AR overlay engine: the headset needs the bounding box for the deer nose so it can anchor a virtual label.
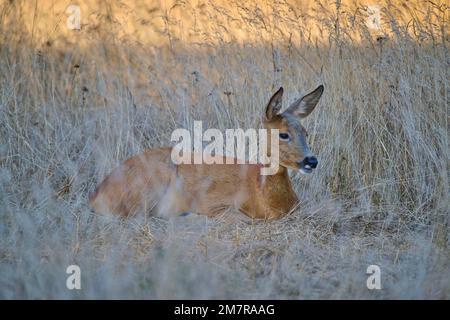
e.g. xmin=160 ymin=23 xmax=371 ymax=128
xmin=304 ymin=156 xmax=318 ymax=168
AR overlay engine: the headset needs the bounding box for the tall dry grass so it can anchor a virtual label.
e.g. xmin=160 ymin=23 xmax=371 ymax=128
xmin=0 ymin=0 xmax=449 ymax=298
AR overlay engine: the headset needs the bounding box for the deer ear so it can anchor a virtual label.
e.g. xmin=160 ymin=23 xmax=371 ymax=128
xmin=286 ymin=85 xmax=324 ymax=118
xmin=265 ymin=87 xmax=283 ymax=121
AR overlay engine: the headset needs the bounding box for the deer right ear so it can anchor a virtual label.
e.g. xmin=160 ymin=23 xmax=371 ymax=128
xmin=286 ymin=85 xmax=324 ymax=118
xmin=265 ymin=87 xmax=283 ymax=121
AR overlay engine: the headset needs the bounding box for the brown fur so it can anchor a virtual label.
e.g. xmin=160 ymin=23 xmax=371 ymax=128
xmin=89 ymin=148 xmax=298 ymax=219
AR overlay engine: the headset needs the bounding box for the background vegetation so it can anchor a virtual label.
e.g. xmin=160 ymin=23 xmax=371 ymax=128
xmin=0 ymin=0 xmax=448 ymax=298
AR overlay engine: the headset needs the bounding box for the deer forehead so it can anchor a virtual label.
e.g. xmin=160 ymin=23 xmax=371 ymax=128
xmin=282 ymin=113 xmax=307 ymax=135
xmin=265 ymin=114 xmax=306 ymax=135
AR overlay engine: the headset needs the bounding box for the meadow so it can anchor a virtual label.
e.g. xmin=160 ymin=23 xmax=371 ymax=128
xmin=0 ymin=0 xmax=448 ymax=298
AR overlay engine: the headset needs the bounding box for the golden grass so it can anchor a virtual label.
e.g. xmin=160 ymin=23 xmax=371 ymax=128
xmin=0 ymin=0 xmax=448 ymax=298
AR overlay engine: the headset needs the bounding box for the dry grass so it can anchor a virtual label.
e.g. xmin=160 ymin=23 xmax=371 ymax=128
xmin=0 ymin=0 xmax=449 ymax=299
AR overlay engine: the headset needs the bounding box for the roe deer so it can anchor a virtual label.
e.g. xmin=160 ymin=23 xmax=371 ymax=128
xmin=89 ymin=85 xmax=324 ymax=220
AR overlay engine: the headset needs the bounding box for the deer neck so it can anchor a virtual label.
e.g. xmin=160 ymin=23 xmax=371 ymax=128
xmin=257 ymin=165 xmax=298 ymax=213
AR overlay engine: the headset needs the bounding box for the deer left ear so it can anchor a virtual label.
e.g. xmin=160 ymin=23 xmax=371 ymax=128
xmin=286 ymin=85 xmax=324 ymax=118
xmin=265 ymin=87 xmax=284 ymax=121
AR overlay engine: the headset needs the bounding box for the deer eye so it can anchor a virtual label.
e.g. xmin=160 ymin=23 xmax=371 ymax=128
xmin=279 ymin=133 xmax=290 ymax=141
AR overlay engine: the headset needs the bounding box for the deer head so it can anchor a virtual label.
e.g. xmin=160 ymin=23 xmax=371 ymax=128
xmin=263 ymin=85 xmax=324 ymax=174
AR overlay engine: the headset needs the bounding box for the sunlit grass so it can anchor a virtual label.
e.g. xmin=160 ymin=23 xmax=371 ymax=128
xmin=0 ymin=0 xmax=448 ymax=299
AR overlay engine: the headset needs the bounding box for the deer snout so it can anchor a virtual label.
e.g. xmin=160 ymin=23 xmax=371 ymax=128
xmin=298 ymin=156 xmax=318 ymax=174
xmin=304 ymin=156 xmax=318 ymax=168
